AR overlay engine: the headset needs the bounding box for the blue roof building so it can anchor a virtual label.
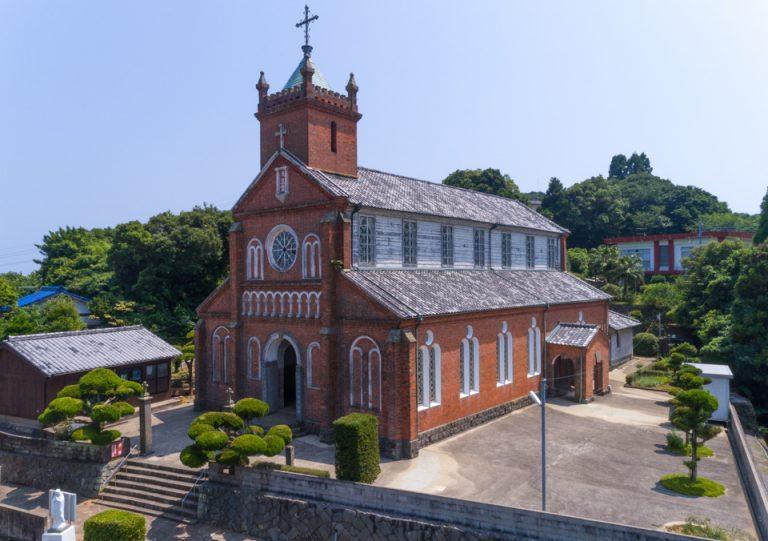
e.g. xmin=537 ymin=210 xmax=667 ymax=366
xmin=2 ymin=286 xmax=97 ymax=327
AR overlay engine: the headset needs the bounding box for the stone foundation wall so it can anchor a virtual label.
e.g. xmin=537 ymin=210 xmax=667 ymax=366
xmin=0 ymin=503 xmax=46 ymax=541
xmin=0 ymin=430 xmax=129 ymax=498
xmin=415 ymin=394 xmax=532 ymax=451
xmin=199 ymin=465 xmax=697 ymax=541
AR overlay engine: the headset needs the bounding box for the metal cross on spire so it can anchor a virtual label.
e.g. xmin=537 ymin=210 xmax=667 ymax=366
xmin=295 ymin=4 xmax=319 ymax=49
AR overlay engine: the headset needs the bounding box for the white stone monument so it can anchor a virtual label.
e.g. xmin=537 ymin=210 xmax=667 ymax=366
xmin=42 ymin=488 xmax=77 ymax=541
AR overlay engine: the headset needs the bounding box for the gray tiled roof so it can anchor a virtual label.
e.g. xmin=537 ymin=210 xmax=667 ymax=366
xmin=343 ymin=269 xmax=609 ymax=318
xmin=2 ymin=326 xmax=180 ymax=377
xmin=608 ymin=310 xmax=641 ymax=331
xmin=312 ymin=166 xmax=568 ymax=233
xmin=546 ymin=323 xmax=599 ymax=348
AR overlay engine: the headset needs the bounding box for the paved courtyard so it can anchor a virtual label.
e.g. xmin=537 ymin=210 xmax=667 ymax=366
xmin=376 ymin=363 xmax=757 ymax=536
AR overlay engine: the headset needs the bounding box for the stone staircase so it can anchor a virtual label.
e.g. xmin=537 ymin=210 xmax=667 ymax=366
xmin=98 ymin=459 xmax=207 ymax=523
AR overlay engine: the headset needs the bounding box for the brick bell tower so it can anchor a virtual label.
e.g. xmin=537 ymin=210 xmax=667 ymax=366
xmin=255 ymin=6 xmax=361 ymax=177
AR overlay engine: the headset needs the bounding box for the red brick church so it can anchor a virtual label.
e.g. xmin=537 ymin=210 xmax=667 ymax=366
xmin=195 ymin=13 xmax=611 ymax=458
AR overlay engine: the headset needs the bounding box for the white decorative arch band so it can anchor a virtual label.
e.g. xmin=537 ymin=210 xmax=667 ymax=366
xmin=246 ymin=238 xmax=264 ymax=280
xmin=241 ymin=290 xmax=321 ymax=319
xmin=302 ymin=233 xmax=322 ymax=279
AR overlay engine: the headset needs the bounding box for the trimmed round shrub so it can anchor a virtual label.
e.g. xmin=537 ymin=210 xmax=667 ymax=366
xmin=115 ymin=381 xmax=143 ymax=398
xmin=83 ymin=509 xmax=145 ymax=541
xmin=195 ymin=429 xmax=229 ymax=451
xmin=194 ymin=411 xmax=244 ymax=431
xmin=230 ymin=434 xmax=266 ymax=456
xmin=262 ymin=434 xmax=286 ymax=457
xmin=246 ymin=425 xmax=265 ymax=436
xmin=56 ymin=384 xmax=82 ymax=399
xmin=666 ymin=431 xmax=685 ymax=451
xmin=671 ymin=342 xmax=698 ymax=358
xmin=601 ymin=283 xmax=622 ymax=298
xmin=112 ymin=401 xmax=135 ymax=417
xmin=267 ymin=424 xmax=293 ymax=445
xmin=651 ymin=358 xmax=670 ymax=371
xmin=333 ymin=413 xmax=381 ymax=484
xmin=37 ymin=397 xmax=84 ymax=426
xmin=79 ymin=368 xmax=124 ymax=397
xmin=180 ymin=445 xmax=211 ymax=468
xmin=634 ymin=332 xmax=659 ymax=356
xmin=91 ymin=429 xmax=121 ymax=445
xmin=71 ymin=425 xmax=100 ymax=442
xmin=629 ymin=309 xmax=643 ymax=320
xmin=217 ymin=448 xmax=247 ymax=467
xmin=91 ymin=404 xmax=121 ymax=424
xmin=188 ymin=422 xmax=216 ymax=439
xmin=659 ymin=473 xmax=724 ymax=497
xmin=233 ymin=398 xmax=269 ymax=421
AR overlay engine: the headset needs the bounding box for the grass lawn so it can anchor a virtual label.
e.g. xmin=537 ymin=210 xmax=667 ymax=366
xmin=660 ymin=474 xmax=725 ymax=498
xmin=631 ymin=374 xmax=671 ymax=388
xmin=670 ymin=445 xmax=714 ymax=458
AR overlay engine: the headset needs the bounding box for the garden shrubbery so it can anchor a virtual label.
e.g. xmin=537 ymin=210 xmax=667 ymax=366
xmin=37 ymin=368 xmax=141 ymax=444
xmin=180 ymin=398 xmax=292 ymax=471
xmin=83 ymin=509 xmax=145 ymax=541
xmin=633 ymin=332 xmax=659 ymax=356
xmin=333 ymin=413 xmax=380 ymax=483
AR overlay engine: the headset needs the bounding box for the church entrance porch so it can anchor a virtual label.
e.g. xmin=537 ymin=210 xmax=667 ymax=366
xmin=551 ymin=355 xmax=576 ymax=400
xmin=263 ymin=334 xmax=303 ymax=423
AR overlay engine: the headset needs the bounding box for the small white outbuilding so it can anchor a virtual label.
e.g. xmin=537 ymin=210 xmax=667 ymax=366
xmin=690 ymin=363 xmax=733 ymax=422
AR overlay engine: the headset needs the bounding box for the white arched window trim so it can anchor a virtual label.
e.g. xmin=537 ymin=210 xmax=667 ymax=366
xmin=302 ymin=233 xmax=322 ymax=279
xmin=470 ymin=337 xmax=480 ymax=393
xmin=246 ymin=238 xmax=264 ymax=280
xmin=527 ymin=318 xmax=542 ymax=377
xmin=460 ymin=326 xmax=479 ymax=398
xmin=306 ymin=342 xmax=320 ymax=389
xmin=497 ymin=322 xmax=513 ymax=386
xmin=212 ymin=326 xmax=230 ymax=384
xmin=247 ymin=337 xmax=261 ymax=380
xmin=349 ymin=336 xmax=381 ymax=410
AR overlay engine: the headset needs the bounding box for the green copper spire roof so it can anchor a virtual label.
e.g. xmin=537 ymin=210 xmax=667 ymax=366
xmin=283 ymin=52 xmax=332 ymax=91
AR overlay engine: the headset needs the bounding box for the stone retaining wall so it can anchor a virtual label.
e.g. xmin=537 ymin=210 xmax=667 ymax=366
xmin=0 ymin=430 xmax=129 ymax=498
xmin=728 ymin=404 xmax=768 ymax=541
xmin=200 ymin=464 xmax=698 ymax=541
xmin=0 ymin=503 xmax=46 ymax=541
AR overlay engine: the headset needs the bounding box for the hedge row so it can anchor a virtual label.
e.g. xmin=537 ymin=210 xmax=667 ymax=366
xmin=83 ymin=509 xmax=145 ymax=541
xmin=333 ymin=413 xmax=380 ymax=483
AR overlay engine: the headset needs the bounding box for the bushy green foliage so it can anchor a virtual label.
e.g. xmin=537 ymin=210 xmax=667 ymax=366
xmin=0 ymin=276 xmax=19 ymax=308
xmin=754 ymin=187 xmax=768 ymax=244
xmin=666 ymin=431 xmax=685 ymax=451
xmin=671 ymin=389 xmax=719 ymax=481
xmin=79 ymin=368 xmax=125 ymax=398
xmin=56 ymin=384 xmax=82 ymax=399
xmin=180 ymin=399 xmax=289 ymax=470
xmin=333 ymin=413 xmax=381 ymax=484
xmin=83 ymin=509 xmax=146 ymax=541
xmin=91 ymin=404 xmax=121 ymax=424
xmin=267 ymin=424 xmax=293 ymax=445
xmin=442 ymin=168 xmax=527 ymax=203
xmin=633 ymin=332 xmax=659 ymax=356
xmin=671 ymin=342 xmax=698 ymax=359
xmin=601 ymin=283 xmax=621 ymax=298
xmin=38 ymin=397 xmax=84 ymax=426
xmin=91 ymin=429 xmax=121 ymax=445
xmin=194 ymin=430 xmax=229 ymax=451
xmin=232 ymin=398 xmax=269 ymax=422
xmin=71 ymin=425 xmax=99 ymax=442
xmin=567 ymin=247 xmax=589 ymax=275
xmin=112 ymin=401 xmax=135 ymax=417
xmin=668 ymin=353 xmax=686 ymax=372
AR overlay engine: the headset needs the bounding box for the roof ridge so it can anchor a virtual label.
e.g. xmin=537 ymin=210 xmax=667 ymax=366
xmin=6 ymin=325 xmax=145 ymax=342
xmin=356 ymin=166 xmax=567 ymax=233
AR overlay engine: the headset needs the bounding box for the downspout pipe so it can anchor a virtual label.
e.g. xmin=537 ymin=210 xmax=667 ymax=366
xmin=542 ymin=302 xmax=550 ymax=378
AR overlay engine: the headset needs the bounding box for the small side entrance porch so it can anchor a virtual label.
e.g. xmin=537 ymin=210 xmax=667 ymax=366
xmin=545 ymin=322 xmax=608 ymax=402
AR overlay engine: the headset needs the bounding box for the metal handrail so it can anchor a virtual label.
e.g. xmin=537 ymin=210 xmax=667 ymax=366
xmin=101 ymin=444 xmax=139 ymax=489
xmin=181 ymin=469 xmax=208 ymax=509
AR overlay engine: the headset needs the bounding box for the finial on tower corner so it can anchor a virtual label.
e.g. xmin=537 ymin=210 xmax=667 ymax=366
xmin=346 ymin=72 xmax=358 ymax=109
xmin=256 ymin=70 xmax=269 ymax=100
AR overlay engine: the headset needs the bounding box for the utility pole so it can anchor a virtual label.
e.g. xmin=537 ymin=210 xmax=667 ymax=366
xmin=529 ymin=377 xmax=547 ymax=512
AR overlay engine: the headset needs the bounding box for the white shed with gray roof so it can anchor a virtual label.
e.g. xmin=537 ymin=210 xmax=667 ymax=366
xmin=608 ymin=310 xmax=641 ymax=365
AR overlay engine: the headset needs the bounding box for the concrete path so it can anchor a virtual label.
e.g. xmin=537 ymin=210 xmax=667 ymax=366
xmin=376 ymin=361 xmax=757 ymax=537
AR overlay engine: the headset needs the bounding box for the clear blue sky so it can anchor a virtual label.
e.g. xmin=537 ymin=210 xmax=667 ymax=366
xmin=2 ymin=1 xmax=766 ymax=274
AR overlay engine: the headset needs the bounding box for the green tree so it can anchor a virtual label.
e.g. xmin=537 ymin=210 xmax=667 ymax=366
xmin=567 ymin=247 xmax=589 ymax=276
xmin=37 ymin=368 xmax=141 ymax=443
xmin=541 ymin=177 xmax=568 ymax=220
xmin=754 ymin=187 xmax=768 ymax=244
xmin=626 ymin=152 xmax=653 ymax=176
xmin=0 ymin=277 xmax=18 ymax=307
xmin=0 ymin=308 xmax=38 ymax=340
xmin=693 ymin=212 xmax=759 ymax=233
xmin=36 ymin=227 xmax=113 ymax=298
xmin=442 ymin=169 xmax=527 ymax=202
xmin=608 ymin=154 xmax=629 ymax=179
xmin=639 ymin=282 xmax=681 ymax=316
xmin=670 ymin=389 xmax=720 ymax=481
xmin=39 ymin=296 xmax=86 ymax=333
xmin=180 ymin=400 xmax=291 ymax=472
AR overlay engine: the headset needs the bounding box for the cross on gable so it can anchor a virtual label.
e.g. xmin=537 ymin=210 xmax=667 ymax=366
xmin=295 ymin=5 xmax=319 ymax=48
xmin=275 ymin=123 xmax=287 ymax=148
